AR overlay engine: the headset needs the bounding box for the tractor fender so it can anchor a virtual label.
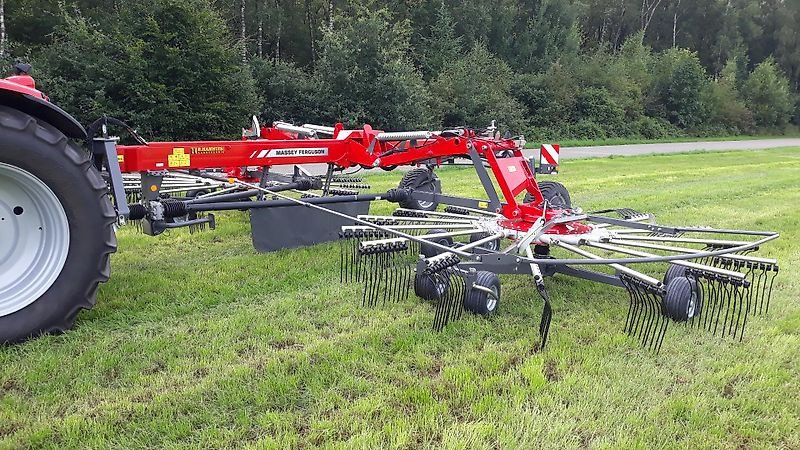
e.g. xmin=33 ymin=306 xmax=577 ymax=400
xmin=0 ymin=80 xmax=86 ymax=139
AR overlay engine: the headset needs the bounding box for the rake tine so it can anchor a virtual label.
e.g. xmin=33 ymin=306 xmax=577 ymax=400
xmin=754 ymin=264 xmax=766 ymax=314
xmin=701 ymin=277 xmax=716 ymax=331
xmin=633 ymin=282 xmax=650 ymax=343
xmin=646 ymin=289 xmax=660 ymax=351
xmin=432 ymin=272 xmax=449 ymax=331
xmin=720 ymin=281 xmax=733 ymax=338
xmin=622 ymin=277 xmax=644 ymax=337
xmin=535 ymin=283 xmax=553 ymax=350
xmin=711 ymin=279 xmax=726 ymax=336
xmin=631 ymin=283 xmax=647 ymax=338
xmin=361 ymin=253 xmax=373 ymax=307
xmin=689 ymin=277 xmax=705 ymax=330
xmin=765 ymin=266 xmax=778 ymax=314
xmin=622 ymin=278 xmax=637 ymax=333
xmin=729 ymin=284 xmax=744 ymax=339
xmin=635 ymin=283 xmax=653 ymax=344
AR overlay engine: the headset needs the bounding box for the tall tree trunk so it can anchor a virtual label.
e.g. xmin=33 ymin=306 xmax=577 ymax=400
xmin=612 ymin=1 xmax=626 ymax=51
xmin=274 ymin=0 xmax=281 ymax=61
xmin=257 ymin=1 xmax=263 ymax=58
xmin=0 ymin=0 xmax=6 ymax=58
xmin=240 ymin=0 xmax=247 ymax=63
xmin=306 ymin=0 xmax=314 ymax=63
xmin=328 ymin=0 xmax=334 ymax=30
xmin=640 ymin=0 xmax=663 ymax=35
xmin=672 ymin=0 xmax=681 ymax=47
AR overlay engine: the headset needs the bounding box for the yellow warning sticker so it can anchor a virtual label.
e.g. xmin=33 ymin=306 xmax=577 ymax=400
xmin=117 ymin=154 xmax=124 ymax=163
xmin=478 ymin=201 xmax=489 ymax=209
xmin=168 ymin=148 xmax=191 ymax=167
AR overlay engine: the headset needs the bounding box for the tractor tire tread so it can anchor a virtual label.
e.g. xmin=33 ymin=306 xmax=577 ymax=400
xmin=0 ymin=106 xmax=117 ymax=342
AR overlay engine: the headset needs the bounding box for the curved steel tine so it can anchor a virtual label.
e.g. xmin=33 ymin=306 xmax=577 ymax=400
xmin=765 ymin=267 xmax=778 ymax=314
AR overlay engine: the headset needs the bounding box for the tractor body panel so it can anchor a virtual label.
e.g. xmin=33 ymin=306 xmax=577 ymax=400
xmin=0 ymin=79 xmax=86 ymax=139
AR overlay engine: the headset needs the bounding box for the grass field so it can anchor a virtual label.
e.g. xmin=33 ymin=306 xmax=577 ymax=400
xmin=533 ymin=134 xmax=800 ymax=148
xmin=1 ymin=148 xmax=799 ymax=449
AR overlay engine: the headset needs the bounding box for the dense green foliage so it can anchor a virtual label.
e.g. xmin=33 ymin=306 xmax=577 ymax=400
xmin=3 ymin=0 xmax=799 ymax=139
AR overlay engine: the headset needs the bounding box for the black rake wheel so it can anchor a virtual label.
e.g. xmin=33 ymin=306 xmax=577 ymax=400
xmin=663 ymin=264 xmax=687 ymax=285
xmin=464 ymin=271 xmax=501 ymax=316
xmin=662 ymin=276 xmax=702 ymax=322
xmin=420 ymin=228 xmax=453 ymax=258
xmin=414 ymin=272 xmax=450 ymax=301
xmin=397 ymin=167 xmax=441 ymax=211
xmin=469 ymin=232 xmax=501 ymax=253
xmin=0 ymin=106 xmax=117 ymax=343
xmin=524 ymin=180 xmax=571 ymax=209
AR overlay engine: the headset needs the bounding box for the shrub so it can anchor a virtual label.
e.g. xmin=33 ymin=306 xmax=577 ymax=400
xmin=430 ymin=43 xmax=525 ymax=131
xmin=35 ymin=0 xmax=259 ymax=140
xmin=315 ymin=8 xmax=433 ymax=130
xmin=574 ymin=88 xmax=627 ymax=135
xmin=250 ymin=59 xmax=318 ymax=124
xmin=703 ymin=80 xmax=754 ymax=134
xmin=741 ymin=58 xmax=794 ymax=129
xmin=632 ymin=116 xmax=680 ymax=139
xmin=647 ymin=48 xmax=710 ymax=129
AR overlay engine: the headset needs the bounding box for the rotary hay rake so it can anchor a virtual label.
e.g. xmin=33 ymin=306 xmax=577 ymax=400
xmin=0 ymin=70 xmax=781 ymax=351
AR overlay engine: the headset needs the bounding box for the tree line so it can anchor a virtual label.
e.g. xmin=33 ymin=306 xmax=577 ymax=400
xmin=2 ymin=0 xmax=798 ymax=141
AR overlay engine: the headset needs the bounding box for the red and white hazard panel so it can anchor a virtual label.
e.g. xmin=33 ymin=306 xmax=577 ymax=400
xmin=540 ymin=144 xmax=560 ymax=166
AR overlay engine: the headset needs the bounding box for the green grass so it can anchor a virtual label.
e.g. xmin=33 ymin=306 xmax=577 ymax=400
xmin=2 ymin=148 xmax=800 ymax=449
xmin=527 ymin=133 xmax=800 ymax=148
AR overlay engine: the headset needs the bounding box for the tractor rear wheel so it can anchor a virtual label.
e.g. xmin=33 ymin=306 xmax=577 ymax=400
xmin=0 ymin=106 xmax=116 ymax=343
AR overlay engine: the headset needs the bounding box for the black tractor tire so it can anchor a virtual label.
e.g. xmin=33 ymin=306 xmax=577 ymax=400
xmin=420 ymin=228 xmax=453 ymax=258
xmin=414 ymin=272 xmax=450 ymax=301
xmin=524 ymin=181 xmax=571 ymax=209
xmin=662 ymin=276 xmax=702 ymax=322
xmin=0 ymin=106 xmax=117 ymax=343
xmin=468 ymin=232 xmax=501 ymax=253
xmin=464 ymin=271 xmax=501 ymax=316
xmin=398 ymin=168 xmax=441 ymax=211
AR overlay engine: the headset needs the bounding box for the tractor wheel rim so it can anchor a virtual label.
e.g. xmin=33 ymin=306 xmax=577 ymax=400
xmin=0 ymin=163 xmax=70 ymax=317
xmin=486 ymin=286 xmax=498 ymax=311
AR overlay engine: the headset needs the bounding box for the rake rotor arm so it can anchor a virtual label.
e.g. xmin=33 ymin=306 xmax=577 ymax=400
xmin=553 ymin=240 xmax=662 ymax=286
xmin=586 ymin=241 xmax=747 ymax=280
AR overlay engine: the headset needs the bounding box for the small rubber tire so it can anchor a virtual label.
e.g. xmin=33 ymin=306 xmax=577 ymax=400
xmin=469 ymin=232 xmax=501 ymax=253
xmin=414 ymin=272 xmax=450 ymax=301
xmin=0 ymin=106 xmax=117 ymax=343
xmin=398 ymin=168 xmax=440 ymax=211
xmin=662 ymin=276 xmax=701 ymax=322
xmin=663 ymin=264 xmax=687 ymax=285
xmin=524 ymin=181 xmax=571 ymax=209
xmin=464 ymin=271 xmax=501 ymax=316
xmin=420 ymin=228 xmax=453 ymax=258
xmin=185 ymin=189 xmax=209 ymax=199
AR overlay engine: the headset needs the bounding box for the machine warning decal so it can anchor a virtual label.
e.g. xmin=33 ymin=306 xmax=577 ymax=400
xmin=117 ymin=154 xmax=124 ymax=163
xmin=168 ymin=148 xmax=191 ymax=167
xmin=191 ymin=146 xmax=225 ymax=155
xmin=251 ymin=148 xmax=329 ymax=158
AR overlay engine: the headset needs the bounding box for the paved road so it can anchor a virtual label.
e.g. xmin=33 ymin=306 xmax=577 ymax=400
xmin=548 ymin=138 xmax=800 ymax=160
xmin=277 ymin=138 xmax=800 ymax=175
